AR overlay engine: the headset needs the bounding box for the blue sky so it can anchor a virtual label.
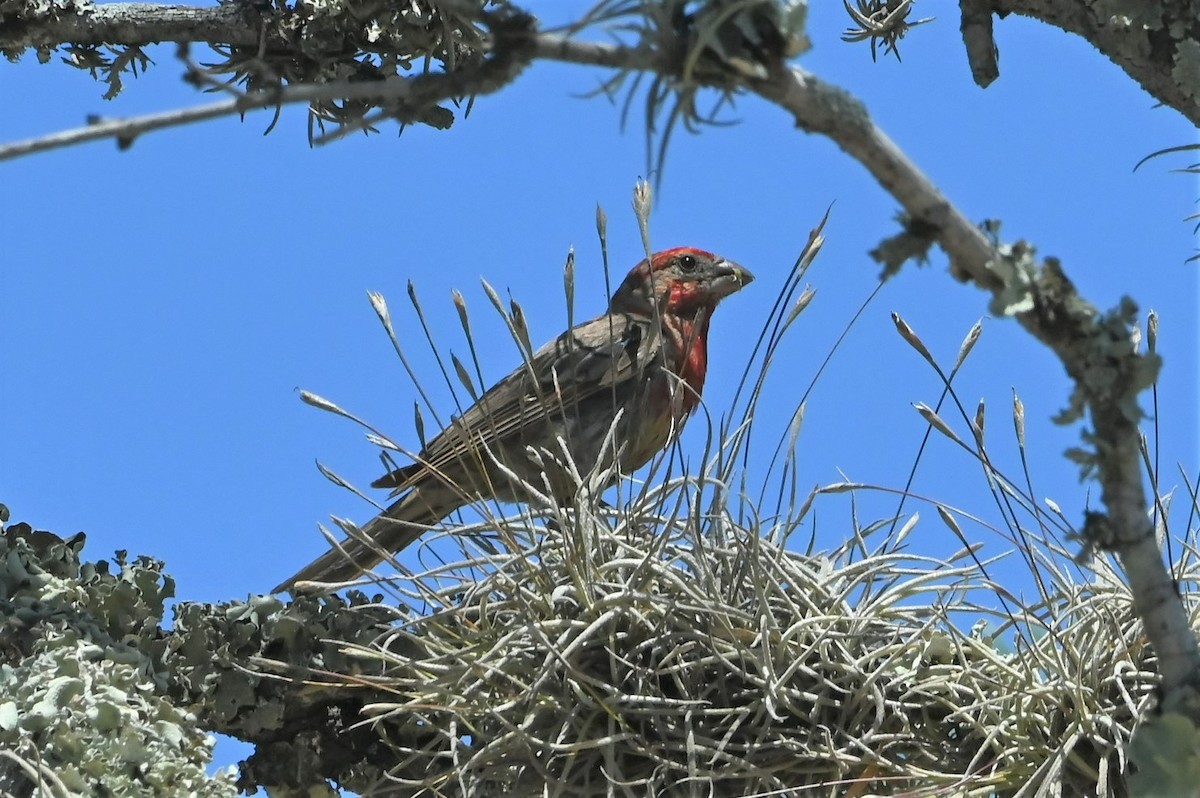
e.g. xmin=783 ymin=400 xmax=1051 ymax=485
xmin=2 ymin=1 xmax=1198 ymax=774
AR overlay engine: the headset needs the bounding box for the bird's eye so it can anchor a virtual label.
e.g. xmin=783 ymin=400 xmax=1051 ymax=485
xmin=678 ymin=254 xmax=698 ymax=273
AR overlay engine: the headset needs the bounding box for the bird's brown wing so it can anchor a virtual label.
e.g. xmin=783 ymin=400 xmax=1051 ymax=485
xmin=373 ymin=311 xmax=661 ymax=491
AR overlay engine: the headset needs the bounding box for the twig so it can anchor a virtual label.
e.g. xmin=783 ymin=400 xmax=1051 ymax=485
xmin=0 ymin=97 xmax=254 ymax=160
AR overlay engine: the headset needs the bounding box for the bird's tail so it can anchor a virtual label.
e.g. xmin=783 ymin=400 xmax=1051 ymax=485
xmin=271 ymin=485 xmax=450 ymax=593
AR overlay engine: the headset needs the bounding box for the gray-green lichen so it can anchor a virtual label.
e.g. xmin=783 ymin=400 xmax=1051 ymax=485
xmin=986 ymin=239 xmax=1039 ymax=317
xmin=1172 ymin=37 xmax=1200 ymax=104
xmin=207 ymin=0 xmax=491 ymax=133
xmin=0 ymin=515 xmax=409 ymax=795
xmin=0 ymin=526 xmax=236 ymax=798
xmin=1129 ymin=684 xmax=1200 ymax=796
xmin=0 ymin=0 xmax=91 ymax=61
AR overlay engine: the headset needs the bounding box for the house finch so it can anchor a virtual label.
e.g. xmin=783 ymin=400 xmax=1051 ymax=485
xmin=274 ymin=248 xmax=753 ymax=592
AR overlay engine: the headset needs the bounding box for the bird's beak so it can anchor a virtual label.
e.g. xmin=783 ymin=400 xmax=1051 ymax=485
xmin=711 ymin=260 xmax=755 ymax=299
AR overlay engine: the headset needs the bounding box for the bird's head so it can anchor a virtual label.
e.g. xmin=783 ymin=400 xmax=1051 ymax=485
xmin=611 ymin=247 xmax=754 ymax=319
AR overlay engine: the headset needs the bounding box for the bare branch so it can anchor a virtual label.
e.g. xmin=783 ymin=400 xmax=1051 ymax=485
xmin=0 ymin=97 xmax=258 ymax=160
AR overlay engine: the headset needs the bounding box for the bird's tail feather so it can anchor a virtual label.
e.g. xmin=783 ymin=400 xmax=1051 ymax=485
xmin=272 ymin=489 xmax=446 ymax=593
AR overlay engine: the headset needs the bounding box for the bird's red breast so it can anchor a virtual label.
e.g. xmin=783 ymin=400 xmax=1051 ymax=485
xmin=672 ymin=317 xmax=708 ymax=410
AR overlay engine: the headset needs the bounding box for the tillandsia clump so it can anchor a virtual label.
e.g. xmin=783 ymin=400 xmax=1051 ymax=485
xmin=0 ymin=487 xmax=1183 ymax=795
xmin=248 ymin=463 xmax=1175 ymax=795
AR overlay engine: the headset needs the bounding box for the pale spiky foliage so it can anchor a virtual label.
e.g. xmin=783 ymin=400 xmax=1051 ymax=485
xmin=290 ymin=470 xmax=1177 ymax=796
xmin=287 ymin=201 xmax=1192 ymax=796
xmin=569 ymin=1 xmax=811 ymax=185
xmin=1133 ymin=143 xmax=1200 ymax=262
xmin=840 ymin=0 xmax=933 ymax=62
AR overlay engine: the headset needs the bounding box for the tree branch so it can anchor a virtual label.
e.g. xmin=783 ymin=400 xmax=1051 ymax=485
xmin=5 ymin=0 xmax=1196 ymax=127
xmin=959 ymin=0 xmax=999 ymax=88
xmin=0 ymin=3 xmax=258 ymax=50
xmin=0 ymin=8 xmax=537 ymax=162
xmin=991 ymin=0 xmax=1200 ymax=126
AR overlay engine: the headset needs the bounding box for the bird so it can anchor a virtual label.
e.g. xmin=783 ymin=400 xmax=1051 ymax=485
xmin=274 ymin=248 xmax=753 ymax=592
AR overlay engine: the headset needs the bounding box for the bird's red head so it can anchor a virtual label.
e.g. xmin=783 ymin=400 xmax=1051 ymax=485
xmin=611 ymin=247 xmax=754 ymax=319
